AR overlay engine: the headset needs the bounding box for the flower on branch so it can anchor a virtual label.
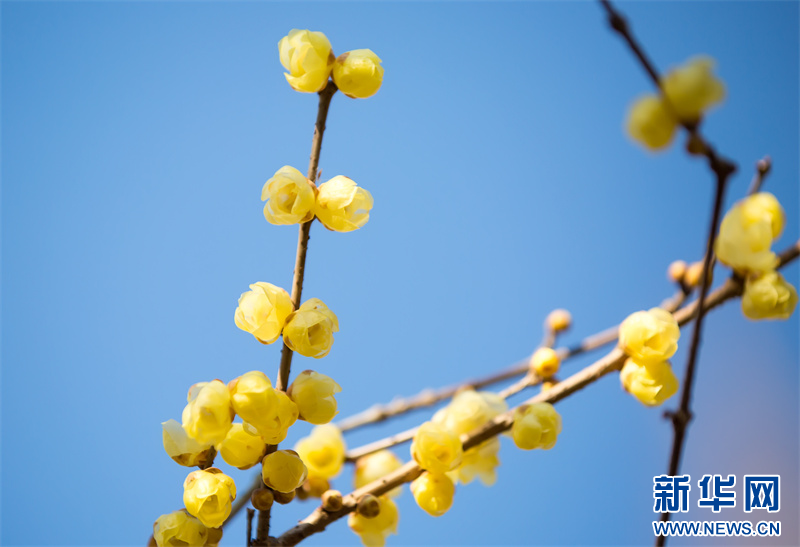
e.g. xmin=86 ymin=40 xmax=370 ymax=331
xmin=619 ymin=358 xmax=679 ymax=407
xmin=183 ymin=468 xmax=237 ymax=528
xmin=234 ymin=282 xmax=293 ymax=344
xmin=261 ymin=449 xmax=308 ymax=493
xmin=314 ymin=176 xmax=374 ymax=232
xmin=742 ymin=271 xmax=798 ymax=321
xmin=410 ymin=472 xmax=455 ymax=517
xmin=262 ymin=165 xmax=317 ymax=225
xmin=348 ymin=496 xmax=399 ymax=547
xmin=332 ymin=49 xmax=384 ymax=99
xmin=618 ymin=307 xmax=680 ymax=365
xmin=152 ymin=509 xmax=221 ymax=547
xmin=512 ymin=403 xmax=562 ymax=450
xmin=279 ymin=29 xmax=335 ymax=93
xmin=295 ymin=424 xmax=346 ymax=479
xmin=215 ymin=423 xmax=267 ymax=470
xmin=181 ymin=380 xmax=234 ymax=446
xmin=288 ymin=369 xmax=342 ymax=424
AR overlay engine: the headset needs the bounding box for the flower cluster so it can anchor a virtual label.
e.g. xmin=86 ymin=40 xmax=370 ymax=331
xmin=234 ymin=284 xmax=339 ymax=356
xmin=262 ymin=166 xmax=374 ymax=232
xmin=279 ymin=29 xmax=384 ymax=98
xmin=713 ymin=192 xmax=797 ymax=321
xmin=627 ymin=56 xmax=725 ymax=151
xmin=618 ymin=307 xmax=680 ymax=406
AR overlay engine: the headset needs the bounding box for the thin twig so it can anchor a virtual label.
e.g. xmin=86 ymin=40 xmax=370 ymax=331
xmin=247 ymin=509 xmax=254 ymax=547
xmin=273 ymin=244 xmax=799 ymax=545
xmin=747 ymin=155 xmax=772 ymax=195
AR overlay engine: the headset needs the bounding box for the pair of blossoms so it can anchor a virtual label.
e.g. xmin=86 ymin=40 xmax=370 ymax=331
xmin=279 ymin=29 xmax=383 ymax=99
xmin=154 ymin=370 xmax=342 ymax=546
xmin=628 ymin=56 xmax=724 ymax=151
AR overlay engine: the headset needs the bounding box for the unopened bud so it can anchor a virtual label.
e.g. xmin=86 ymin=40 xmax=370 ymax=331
xmin=357 ymin=494 xmax=380 ymax=518
xmin=667 ymin=260 xmax=688 ymax=283
xmin=684 ymin=261 xmax=712 ymax=288
xmin=321 ymin=490 xmax=343 ymax=512
xmin=545 ymin=309 xmax=572 ymax=332
xmin=251 ymin=488 xmax=274 ymax=511
xmin=273 ymin=489 xmax=296 ymax=505
xmin=542 ymin=380 xmax=558 ymax=392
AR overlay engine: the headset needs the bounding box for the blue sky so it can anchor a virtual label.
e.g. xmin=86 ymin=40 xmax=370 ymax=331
xmin=2 ymin=1 xmax=798 ymax=546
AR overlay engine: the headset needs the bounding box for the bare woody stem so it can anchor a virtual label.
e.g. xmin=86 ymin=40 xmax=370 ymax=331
xmin=275 ymin=80 xmax=338 ymax=393
xmin=747 ymin=156 xmax=771 ymax=196
xmin=273 ymin=244 xmax=799 ymax=546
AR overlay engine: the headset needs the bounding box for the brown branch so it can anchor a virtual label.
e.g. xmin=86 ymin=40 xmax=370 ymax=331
xmin=747 ymin=155 xmax=772 ymax=195
xmin=274 ymin=243 xmax=799 ymax=546
xmin=247 ymin=509 xmax=255 ymax=547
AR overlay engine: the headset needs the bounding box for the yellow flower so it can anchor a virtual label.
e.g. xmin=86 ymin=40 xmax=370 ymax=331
xmin=512 ymin=403 xmax=562 ymax=450
xmin=742 ymin=271 xmax=798 ymax=321
xmin=216 ymin=423 xmax=267 ymax=470
xmin=620 ymin=358 xmax=679 ymax=407
xmin=183 ymin=468 xmax=236 ymax=528
xmin=410 ymin=421 xmax=463 ymax=473
xmin=410 ymin=472 xmax=455 ymax=517
xmin=278 ymin=29 xmax=334 ymax=93
xmin=282 ymin=299 xmax=339 ymax=358
xmin=162 ymin=419 xmax=215 ymax=468
xmin=667 ymin=260 xmax=688 ymax=283
xmin=354 ymin=450 xmax=404 ymax=498
xmin=348 ymin=496 xmax=399 ymax=547
xmin=234 ymin=282 xmax=293 ymax=344
xmin=684 ymin=261 xmax=712 ymax=289
xmin=618 ymin=307 xmax=680 ymax=366
xmin=261 ymin=449 xmax=308 ymax=493
xmin=295 ymin=424 xmax=346 ymax=479
xmin=530 ymin=347 xmax=560 ymax=378
xmin=626 ymin=94 xmax=677 ymax=151
xmin=229 ymin=371 xmax=298 ymax=443
xmin=447 ymin=437 xmax=500 ymax=487
xmin=715 ymin=194 xmax=782 ymax=275
xmin=431 ymin=389 xmax=507 ymax=436
xmin=661 ymin=56 xmax=725 ymax=123
xmin=288 ymin=370 xmax=342 ymax=424
xmin=332 ymin=49 xmax=384 ymax=99
xmin=153 ymin=509 xmax=220 ymax=547
xmin=545 ymin=309 xmax=572 ymax=332
xmin=262 ymin=166 xmax=316 ymax=225
xmin=314 ymin=176 xmax=373 ymax=232
xmin=182 ymin=380 xmax=234 ymax=446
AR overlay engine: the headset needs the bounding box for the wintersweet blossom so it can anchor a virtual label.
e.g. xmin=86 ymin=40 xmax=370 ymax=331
xmin=627 ymin=94 xmax=677 ymax=151
xmin=282 ymin=299 xmax=339 ymax=358
xmin=314 ymin=176 xmax=373 ymax=232
xmin=431 ymin=389 xmax=507 ymax=436
xmin=261 ymin=450 xmax=308 ymax=493
xmin=661 ymin=56 xmax=725 ymax=122
xmin=530 ymin=347 xmax=561 ymax=378
xmin=153 ymin=509 xmax=221 ymax=547
xmin=182 ymin=380 xmax=233 ymax=446
xmin=348 ymin=496 xmax=399 ymax=547
xmin=512 ymin=403 xmax=562 ymax=450
xmin=741 ymin=271 xmax=798 ymax=321
xmin=447 ymin=437 xmax=500 ymax=487
xmin=620 ymin=358 xmax=679 ymax=407
xmin=278 ymin=29 xmax=334 ymax=93
xmin=162 ymin=419 xmax=214 ymax=468
xmin=332 ymin=49 xmax=384 ymax=99
xmin=295 ymin=424 xmax=346 ymax=479
xmin=546 ymin=309 xmax=572 ymax=332
xmin=410 ymin=472 xmax=455 ymax=517
xmin=411 ymin=421 xmax=463 ymax=473
xmin=354 ymin=450 xmax=404 ymax=498
xmin=618 ymin=307 xmax=680 ymax=365
xmin=715 ymin=193 xmax=784 ymax=275
xmin=183 ymin=468 xmax=236 ymax=528
xmin=262 ymin=165 xmax=316 ymax=225
xmin=234 ymin=282 xmax=293 ymax=344
xmin=288 ymin=370 xmax=342 ymax=424
xmin=216 ymin=423 xmax=267 ymax=470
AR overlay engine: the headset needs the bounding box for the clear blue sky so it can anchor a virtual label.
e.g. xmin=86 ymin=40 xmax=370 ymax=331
xmin=2 ymin=1 xmax=798 ymax=546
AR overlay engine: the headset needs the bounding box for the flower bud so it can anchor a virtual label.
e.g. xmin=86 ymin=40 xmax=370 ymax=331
xmin=251 ymin=488 xmax=274 ymax=511
xmin=274 ymin=489 xmax=297 ymax=505
xmin=348 ymin=496 xmax=398 ymax=547
xmin=314 ymin=176 xmax=373 ymax=232
xmin=742 ymin=271 xmax=798 ymax=321
xmin=289 ymin=370 xmax=343 ymax=424
xmin=447 ymin=437 xmax=500 ymax=487
xmin=410 ymin=472 xmax=455 ymax=517
xmin=162 ymin=419 xmax=215 ymax=468
xmin=216 ymin=423 xmax=267 ymax=470
xmin=626 ymin=94 xmax=677 ymax=151
xmin=667 ymin=260 xmax=688 ymax=283
xmin=512 ymin=403 xmax=562 ymax=451
xmin=545 ymin=309 xmax=572 ymax=332
xmin=234 ymin=282 xmax=293 ymax=344
xmin=661 ymin=56 xmax=725 ymax=123
xmin=332 ymin=49 xmax=384 ymax=99
xmin=295 ymin=424 xmax=346 ymax=479
xmin=683 ymin=261 xmax=712 ymax=288
xmin=183 ymin=468 xmax=237 ymax=528
xmin=356 ymin=494 xmax=381 ymax=518
xmin=261 ymin=449 xmax=308 ymax=493
xmin=153 ymin=509 xmax=216 ymax=547
xmin=278 ymin=29 xmax=334 ymax=93
xmin=411 ymin=421 xmax=463 ymax=473
xmin=431 ymin=389 xmax=506 ymax=436
xmin=182 ymin=380 xmax=234 ymax=446
xmin=262 ymin=166 xmax=317 ymax=225
xmin=321 ymin=489 xmax=344 ymax=512
xmin=354 ymin=450 xmax=404 ymax=498
xmin=618 ymin=307 xmax=680 ymax=365
xmin=715 ymin=193 xmax=784 ymax=275
xmin=620 ymin=358 xmax=679 ymax=407
xmin=530 ymin=347 xmax=560 ymax=378
xmin=282 ymin=299 xmax=339 ymax=359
